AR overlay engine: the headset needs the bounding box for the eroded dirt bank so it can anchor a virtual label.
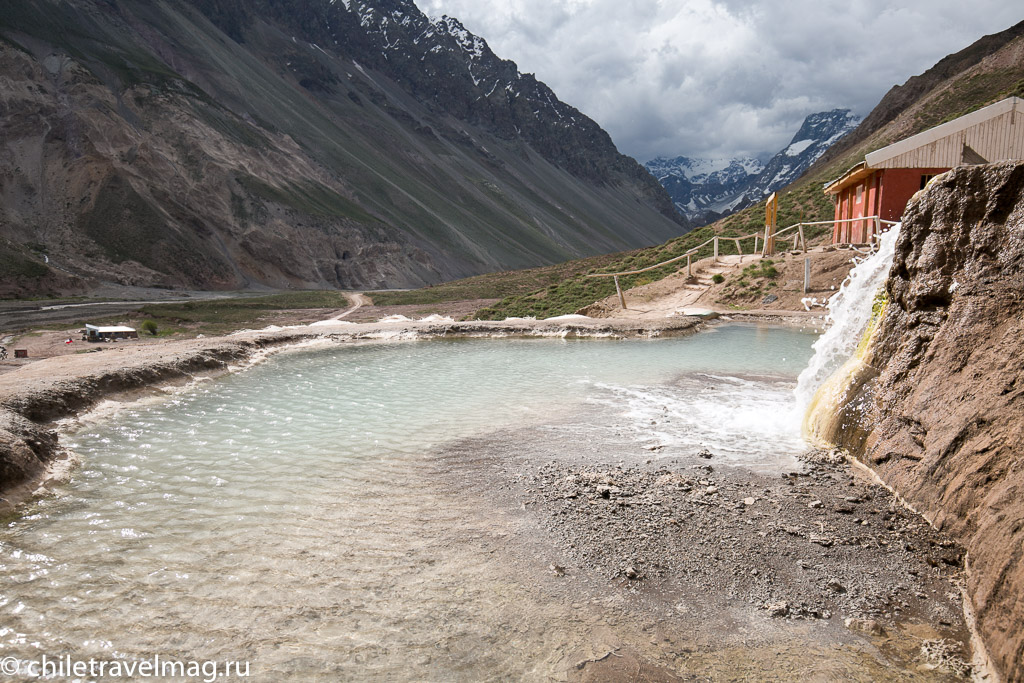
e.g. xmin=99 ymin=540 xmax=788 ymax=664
xmin=0 ymin=317 xmax=701 ymax=510
xmin=819 ymin=162 xmax=1024 ymax=681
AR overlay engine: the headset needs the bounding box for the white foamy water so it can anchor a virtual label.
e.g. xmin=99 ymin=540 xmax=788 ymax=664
xmin=0 ymin=326 xmax=816 ymax=680
xmin=592 ymin=372 xmax=806 ymax=471
xmin=795 ymin=224 xmax=902 ymax=411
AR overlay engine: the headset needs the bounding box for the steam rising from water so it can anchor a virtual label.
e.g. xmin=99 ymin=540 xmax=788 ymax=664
xmin=794 ymin=224 xmax=902 ymax=412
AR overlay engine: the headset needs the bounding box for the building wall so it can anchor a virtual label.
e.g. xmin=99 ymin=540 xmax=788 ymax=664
xmin=867 ymin=99 xmax=1024 ymax=169
xmin=831 ymin=167 xmax=948 ymax=243
xmin=877 ymin=167 xmax=949 ymax=222
xmin=832 ymin=172 xmax=881 ymax=244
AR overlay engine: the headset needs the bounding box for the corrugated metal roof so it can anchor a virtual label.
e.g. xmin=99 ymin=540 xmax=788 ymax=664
xmin=865 ymin=97 xmax=1024 ymax=168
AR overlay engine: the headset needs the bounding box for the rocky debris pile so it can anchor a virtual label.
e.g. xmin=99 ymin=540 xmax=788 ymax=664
xmin=513 ymin=454 xmax=968 ymax=635
xmin=430 ymin=396 xmax=977 ymax=676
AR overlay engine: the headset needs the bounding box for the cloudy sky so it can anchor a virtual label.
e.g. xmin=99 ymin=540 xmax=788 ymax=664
xmin=419 ymin=0 xmax=1022 ymax=163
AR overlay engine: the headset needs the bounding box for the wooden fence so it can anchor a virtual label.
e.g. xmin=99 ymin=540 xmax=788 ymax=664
xmin=586 ymin=217 xmax=899 ymax=309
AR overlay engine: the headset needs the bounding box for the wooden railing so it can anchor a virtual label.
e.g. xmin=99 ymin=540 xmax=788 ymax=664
xmin=827 ymin=215 xmax=900 ymax=248
xmin=587 ymin=231 xmax=760 ymax=308
xmin=586 ymin=216 xmax=899 ymax=309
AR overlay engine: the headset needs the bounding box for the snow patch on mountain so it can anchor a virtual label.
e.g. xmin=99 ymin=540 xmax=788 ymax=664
xmin=784 ymin=139 xmax=813 ymax=156
xmin=646 ymin=108 xmax=860 ymax=224
xmin=433 ymin=15 xmax=485 ymax=58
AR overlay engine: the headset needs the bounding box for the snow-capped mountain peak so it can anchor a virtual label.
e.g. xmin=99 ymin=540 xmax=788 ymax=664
xmin=432 ymin=15 xmax=486 ymax=58
xmin=645 ymin=108 xmax=860 ymax=224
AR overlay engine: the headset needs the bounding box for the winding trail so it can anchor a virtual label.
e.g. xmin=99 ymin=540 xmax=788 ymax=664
xmin=330 ymin=292 xmax=368 ymax=320
xmin=589 ymin=254 xmax=756 ymax=318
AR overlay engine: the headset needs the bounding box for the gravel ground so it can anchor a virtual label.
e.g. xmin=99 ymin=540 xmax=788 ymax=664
xmin=431 ymin=405 xmax=975 ymax=680
xmin=0 ymin=314 xmax=978 ymax=679
xmin=521 ymin=453 xmax=967 ymax=627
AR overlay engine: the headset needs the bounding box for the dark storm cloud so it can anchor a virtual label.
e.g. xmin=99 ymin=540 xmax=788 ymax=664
xmin=420 ymin=0 xmax=1022 ymax=162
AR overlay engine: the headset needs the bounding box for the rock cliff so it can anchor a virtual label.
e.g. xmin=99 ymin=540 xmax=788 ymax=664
xmin=0 ymin=0 xmax=686 ymax=296
xmin=817 ymin=162 xmax=1024 ymax=681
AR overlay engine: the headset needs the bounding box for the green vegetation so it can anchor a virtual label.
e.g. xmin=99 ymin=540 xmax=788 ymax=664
xmin=194 ymin=104 xmax=273 ymax=151
xmin=368 ymin=252 xmax=626 ymax=306
xmin=95 ymin=46 xmax=189 ymax=90
xmin=474 ymin=226 xmax=760 ymax=319
xmin=711 ymin=274 xmax=725 ymax=284
xmin=134 ymin=291 xmax=353 ymax=335
xmin=80 ymin=176 xmax=171 ymax=266
xmin=238 ymin=177 xmax=379 ymax=224
xmin=140 ymin=320 xmax=159 ymax=336
xmin=718 ymin=258 xmax=783 ymax=305
xmin=918 ymin=70 xmax=1024 ymax=130
xmin=467 ymin=237 xmax=791 ymax=320
xmin=741 ymin=259 xmax=780 ymax=279
xmin=0 ymin=240 xmax=51 ymax=280
xmin=714 ymin=178 xmax=835 ymax=242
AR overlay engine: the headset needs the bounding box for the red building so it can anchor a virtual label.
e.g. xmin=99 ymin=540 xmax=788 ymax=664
xmin=825 ymin=96 xmax=1024 ymax=244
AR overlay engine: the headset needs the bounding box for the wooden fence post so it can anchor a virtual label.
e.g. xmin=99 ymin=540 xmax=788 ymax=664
xmin=804 ymin=257 xmax=811 ymax=293
xmin=713 ymin=236 xmax=719 ymax=263
xmin=614 ymin=275 xmax=627 ymax=309
xmin=687 ymin=254 xmax=692 ymax=278
xmin=799 ymin=224 xmax=807 ymax=252
xmin=764 ymin=192 xmax=778 ymax=256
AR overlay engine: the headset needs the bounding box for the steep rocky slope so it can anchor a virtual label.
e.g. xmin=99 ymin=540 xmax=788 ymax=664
xmin=812 ymin=162 xmax=1024 ymax=681
xmin=0 ymin=0 xmax=685 ymax=296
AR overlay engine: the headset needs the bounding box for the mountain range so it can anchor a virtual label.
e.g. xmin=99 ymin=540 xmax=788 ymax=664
xmin=0 ymin=0 xmax=686 ymax=297
xmin=646 ymin=109 xmax=860 ymax=225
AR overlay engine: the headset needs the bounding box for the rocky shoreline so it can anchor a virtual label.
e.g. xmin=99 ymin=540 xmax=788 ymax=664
xmin=813 ymin=162 xmax=1024 ymax=681
xmin=431 ymin=406 xmax=977 ymax=680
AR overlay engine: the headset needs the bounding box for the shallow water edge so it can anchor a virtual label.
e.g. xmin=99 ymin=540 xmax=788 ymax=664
xmin=0 ymin=317 xmax=707 ymax=512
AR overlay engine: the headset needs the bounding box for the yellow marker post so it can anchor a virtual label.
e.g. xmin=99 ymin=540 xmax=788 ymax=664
xmin=763 ymin=192 xmax=778 ymax=255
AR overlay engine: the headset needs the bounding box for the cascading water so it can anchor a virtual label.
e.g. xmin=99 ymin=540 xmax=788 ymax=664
xmin=795 ymin=223 xmax=902 ymax=440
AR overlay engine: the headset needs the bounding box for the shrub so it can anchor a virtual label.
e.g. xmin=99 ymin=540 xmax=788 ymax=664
xmin=711 ymin=274 xmax=725 ymax=284
xmin=140 ymin=319 xmax=159 ymax=335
